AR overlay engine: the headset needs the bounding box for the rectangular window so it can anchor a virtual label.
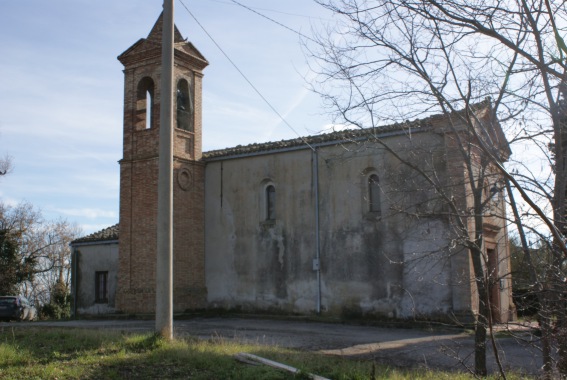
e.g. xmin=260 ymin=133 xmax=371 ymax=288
xmin=95 ymin=271 xmax=108 ymax=303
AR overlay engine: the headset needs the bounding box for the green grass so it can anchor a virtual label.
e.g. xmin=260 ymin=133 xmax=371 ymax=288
xmin=0 ymin=327 xmax=530 ymax=379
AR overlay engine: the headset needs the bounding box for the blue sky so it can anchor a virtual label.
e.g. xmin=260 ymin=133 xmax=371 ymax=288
xmin=0 ymin=1 xmax=334 ymax=234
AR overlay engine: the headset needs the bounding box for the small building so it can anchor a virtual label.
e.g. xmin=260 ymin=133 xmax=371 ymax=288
xmin=71 ymin=14 xmax=515 ymax=323
xmin=71 ymin=225 xmax=119 ymax=316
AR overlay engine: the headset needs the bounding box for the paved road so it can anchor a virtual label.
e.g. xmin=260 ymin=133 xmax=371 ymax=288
xmin=0 ymin=317 xmax=543 ymax=376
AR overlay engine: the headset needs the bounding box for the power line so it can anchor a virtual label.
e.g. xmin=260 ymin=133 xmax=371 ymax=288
xmin=195 ymin=0 xmax=331 ymax=21
xmin=178 ymin=0 xmax=316 ymax=152
xmin=228 ymin=0 xmax=318 ymax=43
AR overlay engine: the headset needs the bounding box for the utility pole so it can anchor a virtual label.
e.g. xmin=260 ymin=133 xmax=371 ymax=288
xmin=156 ymin=0 xmax=175 ymax=340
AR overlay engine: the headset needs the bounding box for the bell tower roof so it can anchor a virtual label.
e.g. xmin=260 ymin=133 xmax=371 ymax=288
xmin=146 ymin=12 xmax=186 ymax=44
xmin=117 ymin=12 xmax=208 ymax=70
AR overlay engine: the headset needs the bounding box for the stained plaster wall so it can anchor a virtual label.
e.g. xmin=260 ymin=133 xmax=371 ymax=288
xmin=72 ymin=241 xmax=119 ymax=315
xmin=204 ymin=131 xmax=472 ymax=319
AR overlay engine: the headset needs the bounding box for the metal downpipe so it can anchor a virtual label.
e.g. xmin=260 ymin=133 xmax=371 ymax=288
xmin=313 ymin=149 xmax=321 ymax=314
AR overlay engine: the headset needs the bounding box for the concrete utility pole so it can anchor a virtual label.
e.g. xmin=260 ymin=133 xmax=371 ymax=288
xmin=156 ymin=0 xmax=175 ymax=340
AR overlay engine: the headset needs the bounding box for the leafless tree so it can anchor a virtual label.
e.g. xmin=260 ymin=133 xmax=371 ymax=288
xmin=0 ymin=154 xmax=13 ymax=176
xmin=309 ymin=0 xmax=567 ymax=376
xmin=0 ymin=202 xmax=81 ymax=315
xmin=26 ymin=219 xmax=81 ymax=309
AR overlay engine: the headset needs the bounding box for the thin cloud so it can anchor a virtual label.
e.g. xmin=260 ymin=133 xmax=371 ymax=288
xmin=53 ymin=208 xmax=117 ymax=219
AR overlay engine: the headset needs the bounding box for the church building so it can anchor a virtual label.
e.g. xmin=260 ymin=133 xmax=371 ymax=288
xmin=71 ymin=14 xmax=516 ymax=323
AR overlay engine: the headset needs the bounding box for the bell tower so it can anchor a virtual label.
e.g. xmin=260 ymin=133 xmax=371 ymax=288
xmin=115 ymin=14 xmax=208 ymax=313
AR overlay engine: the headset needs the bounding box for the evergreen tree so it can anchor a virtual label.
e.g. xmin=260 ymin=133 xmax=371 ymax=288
xmin=0 ymin=228 xmax=34 ymax=295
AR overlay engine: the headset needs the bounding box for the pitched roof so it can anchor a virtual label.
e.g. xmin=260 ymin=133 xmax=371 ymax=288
xmin=201 ymin=106 xmax=461 ymax=160
xmin=202 ymin=121 xmax=424 ymax=161
xmin=117 ymin=13 xmax=208 ymax=69
xmin=146 ymin=12 xmax=186 ymax=45
xmin=72 ymin=224 xmax=119 ymax=244
xmin=202 ymin=98 xmax=510 ymax=161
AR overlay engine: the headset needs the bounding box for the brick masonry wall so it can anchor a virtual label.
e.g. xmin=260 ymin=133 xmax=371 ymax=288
xmin=116 ymin=26 xmax=207 ymax=314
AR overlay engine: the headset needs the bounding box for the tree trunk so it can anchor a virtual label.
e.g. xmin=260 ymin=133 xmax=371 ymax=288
xmin=474 ymin=288 xmax=488 ymax=376
xmin=470 ymin=242 xmax=489 ymax=376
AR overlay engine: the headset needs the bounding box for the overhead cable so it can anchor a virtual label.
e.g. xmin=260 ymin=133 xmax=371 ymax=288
xmin=229 ymin=0 xmax=318 ymax=43
xmin=178 ymin=0 xmax=316 ymax=152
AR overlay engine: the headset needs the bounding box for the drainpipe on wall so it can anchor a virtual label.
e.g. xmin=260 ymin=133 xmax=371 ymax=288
xmin=71 ymin=247 xmax=78 ymax=319
xmin=313 ymin=149 xmax=321 ymax=314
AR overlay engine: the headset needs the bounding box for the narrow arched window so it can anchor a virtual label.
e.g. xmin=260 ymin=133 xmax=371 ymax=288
xmin=266 ymin=185 xmax=276 ymax=221
xmin=136 ymin=77 xmax=155 ymax=130
xmin=145 ymin=91 xmax=152 ymax=129
xmin=176 ymin=78 xmax=194 ymax=131
xmin=368 ymin=174 xmax=381 ymax=213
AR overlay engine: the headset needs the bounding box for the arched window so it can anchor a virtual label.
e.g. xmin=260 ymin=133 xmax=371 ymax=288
xmin=368 ymin=174 xmax=381 ymax=213
xmin=136 ymin=77 xmax=155 ymax=130
xmin=176 ymin=78 xmax=194 ymax=131
xmin=266 ymin=185 xmax=276 ymax=221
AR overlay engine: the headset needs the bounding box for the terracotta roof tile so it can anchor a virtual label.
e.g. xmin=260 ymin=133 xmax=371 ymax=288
xmin=202 ymin=98 xmax=494 ymax=160
xmin=202 ymin=120 xmax=430 ymax=160
xmin=72 ymin=224 xmax=119 ymax=244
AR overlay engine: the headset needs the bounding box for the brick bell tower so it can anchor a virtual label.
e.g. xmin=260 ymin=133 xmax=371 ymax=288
xmin=115 ymin=14 xmax=208 ymax=313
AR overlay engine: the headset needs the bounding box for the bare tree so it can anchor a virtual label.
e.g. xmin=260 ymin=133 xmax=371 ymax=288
xmin=0 ymin=155 xmax=12 ymax=176
xmin=0 ymin=202 xmax=81 ymax=317
xmin=309 ymin=0 xmax=567 ymax=376
xmin=27 ymin=219 xmax=81 ymax=311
